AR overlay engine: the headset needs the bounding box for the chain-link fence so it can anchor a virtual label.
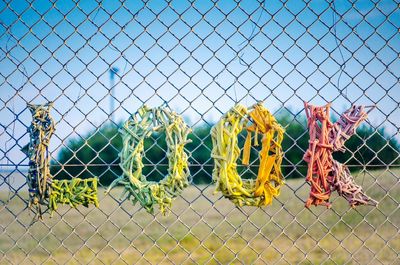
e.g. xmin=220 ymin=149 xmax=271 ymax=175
xmin=1 ymin=0 xmax=399 ymax=264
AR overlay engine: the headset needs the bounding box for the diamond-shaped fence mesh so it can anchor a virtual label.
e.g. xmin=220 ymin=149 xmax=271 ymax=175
xmin=1 ymin=0 xmax=399 ymax=264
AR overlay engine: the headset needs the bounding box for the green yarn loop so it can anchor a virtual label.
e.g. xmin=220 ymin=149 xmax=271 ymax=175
xmin=106 ymin=105 xmax=191 ymax=214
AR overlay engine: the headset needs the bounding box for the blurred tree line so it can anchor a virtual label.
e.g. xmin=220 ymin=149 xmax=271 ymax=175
xmin=51 ymin=110 xmax=400 ymax=186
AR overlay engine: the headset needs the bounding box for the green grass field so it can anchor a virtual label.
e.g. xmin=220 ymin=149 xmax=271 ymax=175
xmin=1 ymin=168 xmax=399 ymax=264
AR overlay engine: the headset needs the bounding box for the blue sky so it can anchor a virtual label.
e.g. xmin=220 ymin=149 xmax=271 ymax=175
xmin=0 ymin=0 xmax=399 ymax=167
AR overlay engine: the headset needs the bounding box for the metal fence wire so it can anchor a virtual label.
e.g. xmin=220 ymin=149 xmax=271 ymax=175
xmin=1 ymin=0 xmax=399 ymax=264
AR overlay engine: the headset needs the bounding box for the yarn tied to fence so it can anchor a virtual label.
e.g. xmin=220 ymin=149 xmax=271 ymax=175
xmin=303 ymin=102 xmax=377 ymax=208
xmin=211 ymin=103 xmax=284 ymax=207
xmin=23 ymin=102 xmax=55 ymax=219
xmin=49 ymin=178 xmax=99 ymax=216
xmin=105 ymin=105 xmax=191 ymax=214
xmin=303 ymin=103 xmax=333 ymax=208
xmin=242 ymin=103 xmax=285 ymax=202
xmin=23 ymin=102 xmax=99 ymax=219
xmin=331 ymin=161 xmax=377 ymax=207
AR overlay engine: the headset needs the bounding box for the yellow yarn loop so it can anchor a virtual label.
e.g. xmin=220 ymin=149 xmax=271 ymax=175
xmin=106 ymin=105 xmax=192 ymax=214
xmin=211 ymin=103 xmax=285 ymax=206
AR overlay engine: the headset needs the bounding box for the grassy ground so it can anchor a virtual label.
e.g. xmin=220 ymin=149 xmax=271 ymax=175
xmin=0 ymin=168 xmax=399 ymax=264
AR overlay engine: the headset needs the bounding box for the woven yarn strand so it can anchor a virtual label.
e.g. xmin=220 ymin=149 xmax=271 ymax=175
xmin=24 ymin=103 xmax=55 ymax=219
xmin=49 ymin=178 xmax=99 ymax=216
xmin=24 ymin=102 xmax=99 ymax=219
xmin=303 ymin=102 xmax=377 ymax=208
xmin=331 ymin=105 xmax=378 ymax=207
xmin=106 ymin=105 xmax=191 ymax=214
xmin=211 ymin=103 xmax=284 ymax=207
